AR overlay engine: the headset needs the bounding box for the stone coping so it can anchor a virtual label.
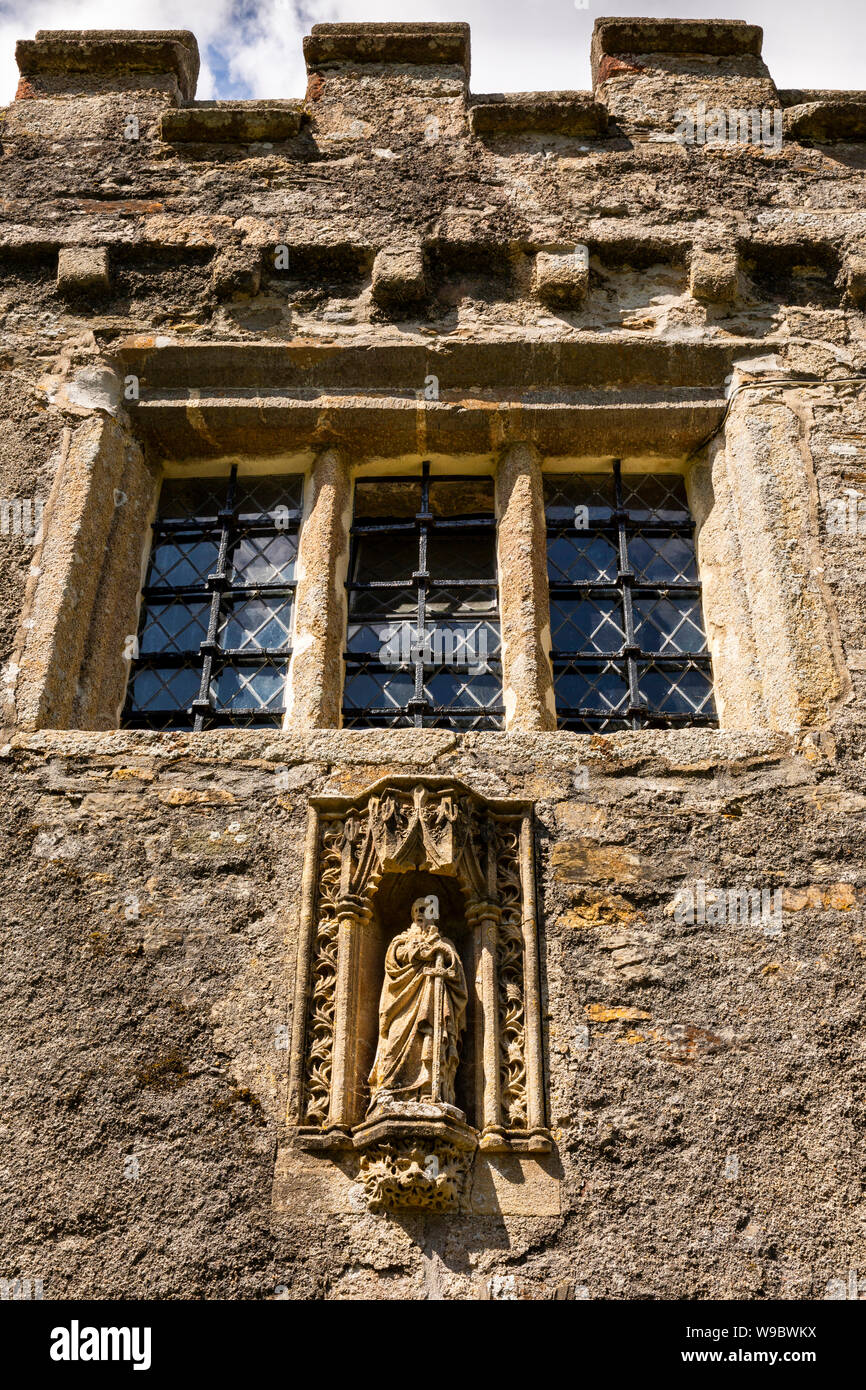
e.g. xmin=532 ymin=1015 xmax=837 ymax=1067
xmin=161 ymin=103 xmax=305 ymax=143
xmin=303 ymin=22 xmax=470 ymax=74
xmin=468 ymin=94 xmax=609 ymax=137
xmin=16 ymin=29 xmax=200 ymax=100
xmin=9 ymin=26 xmax=866 ymax=129
xmin=592 ymin=17 xmax=763 ymax=59
xmin=778 ymin=89 xmax=866 ymax=107
xmin=784 ymin=102 xmax=866 ymax=142
xmin=12 ymin=24 xmax=865 ymax=116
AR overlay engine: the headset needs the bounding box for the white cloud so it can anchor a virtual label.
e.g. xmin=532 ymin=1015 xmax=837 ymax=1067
xmin=0 ymin=0 xmax=309 ymax=102
xmin=0 ymin=0 xmax=864 ymax=105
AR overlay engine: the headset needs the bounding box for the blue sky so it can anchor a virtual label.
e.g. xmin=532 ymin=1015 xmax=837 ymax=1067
xmin=1 ymin=0 xmax=864 ymax=104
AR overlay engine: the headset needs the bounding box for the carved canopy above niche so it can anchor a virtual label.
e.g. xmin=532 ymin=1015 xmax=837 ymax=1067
xmin=287 ymin=777 xmax=550 ymax=1210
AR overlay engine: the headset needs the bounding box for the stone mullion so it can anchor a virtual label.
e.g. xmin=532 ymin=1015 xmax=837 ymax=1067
xmin=286 ymin=447 xmax=351 ymax=729
xmin=494 ymin=442 xmax=557 ymax=731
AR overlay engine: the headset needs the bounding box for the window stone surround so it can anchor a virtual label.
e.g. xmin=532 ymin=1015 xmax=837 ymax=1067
xmin=4 ymin=347 xmax=851 ymax=740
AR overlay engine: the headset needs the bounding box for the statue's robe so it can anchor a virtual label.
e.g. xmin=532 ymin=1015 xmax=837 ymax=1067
xmin=368 ymin=924 xmax=467 ymax=1108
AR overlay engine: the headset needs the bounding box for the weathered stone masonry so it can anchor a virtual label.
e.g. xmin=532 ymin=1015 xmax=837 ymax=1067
xmin=0 ymin=17 xmax=864 ymax=1297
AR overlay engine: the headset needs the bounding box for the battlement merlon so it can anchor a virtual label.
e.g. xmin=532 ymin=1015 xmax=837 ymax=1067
xmin=14 ymin=29 xmax=200 ymax=101
xmin=303 ymin=22 xmax=470 ymax=77
xmin=591 ymin=16 xmax=763 ymax=71
xmin=589 ymin=17 xmax=778 ymax=131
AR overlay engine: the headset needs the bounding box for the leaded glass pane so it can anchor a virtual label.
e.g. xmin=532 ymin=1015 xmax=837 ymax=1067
xmin=550 ymin=596 xmax=624 ymax=654
xmin=423 ymin=620 xmax=501 ymax=665
xmin=621 ymin=473 xmax=690 ymax=523
xmin=346 ymin=620 xmax=395 ymax=657
xmin=544 ymin=474 xmax=615 ymax=525
xmin=424 ymin=710 xmax=503 ymax=730
xmin=157 ymin=478 xmax=224 ymax=522
xmin=231 ymin=531 xmax=297 ymax=584
xmin=637 ymin=661 xmax=715 ymax=716
xmin=211 ymin=660 xmax=287 ymax=712
xmin=547 ymin=466 xmax=715 ymax=729
xmin=425 ymin=584 xmax=497 ymax=616
xmin=353 ymin=479 xmax=421 ymax=521
xmin=148 ymin=536 xmax=218 ymax=588
xmin=140 ymin=600 xmax=210 ymax=654
xmin=218 ymin=598 xmax=293 ymax=651
xmin=553 ymin=660 xmax=629 ymax=715
xmin=547 ymin=533 xmax=618 ymax=583
xmin=129 ymin=663 xmax=201 ymax=713
xmin=352 ymin=534 xmax=417 ymax=583
xmin=234 ymin=474 xmax=303 ymax=520
xmin=343 ymin=464 xmax=502 ymax=729
xmin=349 ymin=586 xmax=418 ymax=618
xmin=429 ymin=478 xmax=494 ymax=518
xmin=628 ymin=533 xmax=698 ymax=584
xmin=343 ymin=668 xmax=417 ymax=713
xmin=424 ymin=667 xmax=503 ymax=711
xmin=427 ymin=532 xmax=496 ymax=580
xmin=124 ymin=467 xmax=301 ymax=731
xmin=632 ymin=596 xmax=707 ymax=654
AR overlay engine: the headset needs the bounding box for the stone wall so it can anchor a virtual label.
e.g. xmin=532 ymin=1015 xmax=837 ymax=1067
xmin=0 ymin=17 xmax=864 ymax=1300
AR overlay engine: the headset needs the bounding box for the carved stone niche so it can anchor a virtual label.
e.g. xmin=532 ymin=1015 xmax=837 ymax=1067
xmin=287 ymin=777 xmax=551 ymax=1213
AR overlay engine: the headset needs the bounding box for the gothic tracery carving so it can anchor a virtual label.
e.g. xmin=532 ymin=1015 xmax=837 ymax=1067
xmin=303 ymin=822 xmax=343 ymax=1125
xmin=292 ymin=777 xmax=548 ymax=1210
xmin=495 ymin=823 xmax=528 ymax=1128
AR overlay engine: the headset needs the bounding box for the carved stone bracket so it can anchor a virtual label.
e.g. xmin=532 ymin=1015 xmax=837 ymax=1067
xmin=354 ymin=1107 xmax=478 ymax=1213
xmin=287 ymin=776 xmax=551 ymax=1211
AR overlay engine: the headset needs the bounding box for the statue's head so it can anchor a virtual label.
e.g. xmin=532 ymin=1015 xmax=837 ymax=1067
xmin=411 ymin=894 xmax=439 ymax=927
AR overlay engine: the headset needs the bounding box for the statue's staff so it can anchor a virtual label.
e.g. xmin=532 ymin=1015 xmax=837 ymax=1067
xmin=429 ymin=940 xmax=446 ymax=1104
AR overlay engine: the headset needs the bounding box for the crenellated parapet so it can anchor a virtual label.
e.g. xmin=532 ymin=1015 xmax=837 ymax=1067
xmin=5 ymin=17 xmax=865 ymax=144
xmin=0 ymin=19 xmax=864 ymax=338
xmin=5 ymin=19 xmax=861 ymax=140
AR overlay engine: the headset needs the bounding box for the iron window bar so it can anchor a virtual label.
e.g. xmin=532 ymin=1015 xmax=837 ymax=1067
xmin=343 ymin=461 xmax=504 ymax=729
xmin=546 ymin=460 xmax=717 ymax=732
xmin=123 ymin=465 xmax=301 ymax=731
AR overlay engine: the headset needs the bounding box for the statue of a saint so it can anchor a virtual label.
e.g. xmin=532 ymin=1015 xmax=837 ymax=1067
xmin=368 ymin=895 xmax=467 ymax=1113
